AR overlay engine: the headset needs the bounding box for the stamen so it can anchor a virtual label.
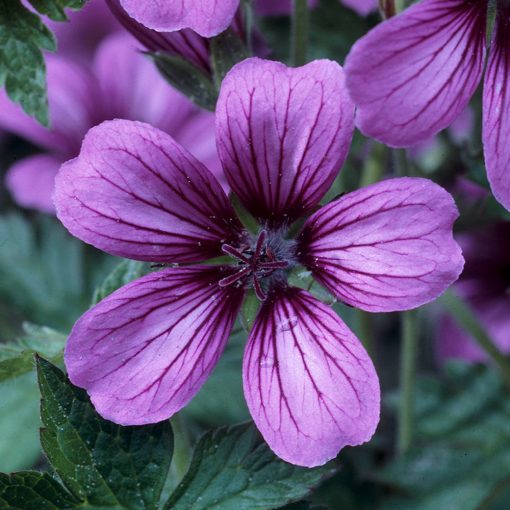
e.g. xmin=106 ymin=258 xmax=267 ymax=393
xmin=222 ymin=244 xmax=251 ymax=264
xmin=219 ymin=266 xmax=251 ymax=287
xmin=253 ymin=277 xmax=267 ymax=301
xmin=252 ymin=230 xmax=267 ymax=266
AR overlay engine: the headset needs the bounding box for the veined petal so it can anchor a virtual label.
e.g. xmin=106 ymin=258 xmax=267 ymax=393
xmin=345 ymin=0 xmax=487 ymax=147
xmin=299 ymin=178 xmax=464 ymax=312
xmin=483 ymin=4 xmax=510 ymax=211
xmin=216 ymin=58 xmax=355 ymax=226
xmin=119 ymin=0 xmax=239 ymax=37
xmin=5 ymin=154 xmax=63 ymax=214
xmin=54 ymin=120 xmax=241 ymax=263
xmin=243 ymin=287 xmax=380 ymax=467
xmin=65 ymin=265 xmax=243 ymax=425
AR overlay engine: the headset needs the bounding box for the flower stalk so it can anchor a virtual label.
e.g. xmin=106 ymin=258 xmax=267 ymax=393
xmin=292 ymin=0 xmax=309 ymax=66
xmin=398 ymin=310 xmax=418 ymax=455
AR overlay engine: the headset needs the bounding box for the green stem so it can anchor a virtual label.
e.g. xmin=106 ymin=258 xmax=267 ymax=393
xmin=440 ymin=291 xmax=510 ymax=385
xmin=170 ymin=414 xmax=193 ymax=487
xmin=360 ymin=142 xmax=385 ymax=188
xmin=291 ymin=0 xmax=309 ymax=67
xmin=242 ymin=0 xmax=254 ymax=54
xmin=357 ymin=309 xmax=374 ymax=356
xmin=398 ymin=310 xmax=418 ymax=455
xmin=394 ymin=148 xmax=410 ymax=177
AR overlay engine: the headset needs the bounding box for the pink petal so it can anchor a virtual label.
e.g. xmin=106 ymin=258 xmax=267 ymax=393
xmin=483 ymin=5 xmax=510 ymax=211
xmin=5 ymin=154 xmax=62 ymax=214
xmin=255 ymin=0 xmax=318 ymax=16
xmin=0 ymin=55 xmax=101 ymax=155
xmin=299 ymin=178 xmax=464 ymax=312
xmin=340 ymin=0 xmax=376 ymax=16
xmin=54 ymin=120 xmax=241 ymax=263
xmin=344 ymin=0 xmax=487 ymax=147
xmin=243 ymin=287 xmax=380 ymax=467
xmin=119 ymin=0 xmax=239 ymax=37
xmin=216 ymin=58 xmax=355 ymax=226
xmin=65 ymin=265 xmax=243 ymax=425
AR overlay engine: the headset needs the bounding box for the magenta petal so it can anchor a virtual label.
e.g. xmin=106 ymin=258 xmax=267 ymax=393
xmin=255 ymin=0 xmax=318 ymax=16
xmin=243 ymin=287 xmax=380 ymax=467
xmin=345 ymin=0 xmax=487 ymax=147
xmin=299 ymin=178 xmax=464 ymax=312
xmin=340 ymin=0 xmax=376 ymax=16
xmin=54 ymin=120 xmax=241 ymax=263
xmin=216 ymin=58 xmax=355 ymax=225
xmin=483 ymin=6 xmax=510 ymax=211
xmin=65 ymin=265 xmax=243 ymax=425
xmin=119 ymin=0 xmax=239 ymax=37
xmin=5 ymin=154 xmax=62 ymax=214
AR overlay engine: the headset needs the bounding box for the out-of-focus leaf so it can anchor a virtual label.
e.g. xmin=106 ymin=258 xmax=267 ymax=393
xmin=0 ymin=372 xmax=41 ymax=472
xmin=165 ymin=422 xmax=335 ymax=510
xmin=211 ymin=28 xmax=249 ymax=86
xmin=91 ymin=259 xmax=148 ymax=305
xmin=0 ymin=471 xmax=80 ymax=510
xmin=184 ymin=330 xmax=249 ymax=427
xmin=379 ymin=362 xmax=510 ymax=510
xmin=28 ymin=0 xmax=85 ymax=21
xmin=36 ymin=357 xmax=174 ymax=509
xmin=0 ymin=0 xmax=55 ymax=125
xmin=0 ymin=214 xmax=114 ymax=329
xmin=0 ymin=323 xmax=66 ymax=381
xmin=149 ymin=52 xmax=217 ymax=111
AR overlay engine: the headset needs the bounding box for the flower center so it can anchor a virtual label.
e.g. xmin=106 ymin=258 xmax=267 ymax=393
xmin=219 ymin=230 xmax=290 ymax=301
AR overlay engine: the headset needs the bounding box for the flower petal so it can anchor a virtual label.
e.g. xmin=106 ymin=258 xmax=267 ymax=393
xmin=344 ymin=0 xmax=487 ymax=147
xmin=216 ymin=58 xmax=355 ymax=226
xmin=54 ymin=119 xmax=241 ymax=263
xmin=0 ymin=55 xmax=101 ymax=155
xmin=243 ymin=287 xmax=380 ymax=467
xmin=5 ymin=154 xmax=62 ymax=214
xmin=483 ymin=5 xmax=510 ymax=211
xmin=299 ymin=177 xmax=464 ymax=312
xmin=65 ymin=265 xmax=243 ymax=425
xmin=119 ymin=0 xmax=239 ymax=37
xmin=341 ymin=0 xmax=376 ymax=17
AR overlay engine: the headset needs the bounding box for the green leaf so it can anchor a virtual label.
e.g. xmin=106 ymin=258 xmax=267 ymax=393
xmin=148 ymin=52 xmax=218 ymax=111
xmin=0 ymin=373 xmax=41 ymax=472
xmin=28 ymin=0 xmax=86 ymax=22
xmin=92 ymin=259 xmax=148 ymax=305
xmin=165 ymin=422 xmax=335 ymax=510
xmin=0 ymin=471 xmax=80 ymax=510
xmin=0 ymin=0 xmax=55 ymax=125
xmin=378 ymin=362 xmax=510 ymax=510
xmin=0 ymin=323 xmax=66 ymax=382
xmin=210 ymin=28 xmax=249 ymax=87
xmin=36 ymin=357 xmax=174 ymax=510
xmin=0 ymin=214 xmax=115 ymax=329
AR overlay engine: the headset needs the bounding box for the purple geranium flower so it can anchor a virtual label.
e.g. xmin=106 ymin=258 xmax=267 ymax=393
xmin=119 ymin=0 xmax=240 ymax=37
xmin=1 ymin=32 xmax=221 ymax=213
xmin=55 ymin=57 xmax=463 ymax=467
xmin=438 ymin=222 xmax=510 ymax=362
xmin=344 ymin=0 xmax=510 ymax=210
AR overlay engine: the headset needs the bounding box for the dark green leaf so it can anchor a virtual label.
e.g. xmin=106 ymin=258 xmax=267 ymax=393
xmin=36 ymin=357 xmax=174 ymax=510
xmin=148 ymin=52 xmax=217 ymax=111
xmin=0 ymin=323 xmax=66 ymax=382
xmin=210 ymin=28 xmax=249 ymax=86
xmin=165 ymin=422 xmax=335 ymax=510
xmin=378 ymin=363 xmax=510 ymax=510
xmin=0 ymin=373 xmax=41 ymax=472
xmin=28 ymin=0 xmax=86 ymax=22
xmin=0 ymin=472 xmax=80 ymax=510
xmin=91 ymin=259 xmax=148 ymax=305
xmin=0 ymin=0 xmax=55 ymax=125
